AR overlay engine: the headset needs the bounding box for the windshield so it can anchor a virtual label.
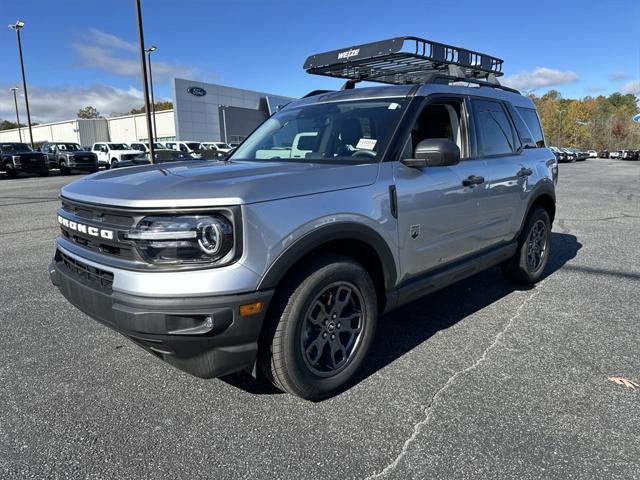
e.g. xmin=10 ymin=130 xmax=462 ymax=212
xmin=215 ymin=143 xmax=231 ymax=149
xmin=57 ymin=143 xmax=82 ymax=151
xmin=108 ymin=143 xmax=130 ymax=150
xmin=185 ymin=142 xmax=202 ymax=150
xmin=1 ymin=143 xmax=32 ymax=153
xmin=231 ymin=98 xmax=409 ymax=163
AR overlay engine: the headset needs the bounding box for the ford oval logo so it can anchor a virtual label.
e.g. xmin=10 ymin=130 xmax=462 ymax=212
xmin=187 ymin=86 xmax=207 ymax=97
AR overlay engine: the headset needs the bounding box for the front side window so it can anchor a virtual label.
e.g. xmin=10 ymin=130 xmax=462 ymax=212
xmin=408 ymin=99 xmax=467 ymax=158
xmin=473 ymin=99 xmax=517 ymax=156
xmin=231 ymin=98 xmax=409 ymax=163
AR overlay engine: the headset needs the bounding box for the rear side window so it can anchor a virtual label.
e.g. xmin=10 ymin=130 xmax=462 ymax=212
xmin=472 ymin=99 xmax=518 ymax=156
xmin=516 ymin=107 xmax=545 ymax=147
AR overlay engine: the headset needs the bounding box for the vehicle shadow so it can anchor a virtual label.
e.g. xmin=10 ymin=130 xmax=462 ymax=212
xmin=222 ymin=232 xmax=582 ymax=399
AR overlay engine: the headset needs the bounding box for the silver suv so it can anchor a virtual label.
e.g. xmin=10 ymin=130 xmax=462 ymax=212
xmin=49 ymin=37 xmax=557 ymax=400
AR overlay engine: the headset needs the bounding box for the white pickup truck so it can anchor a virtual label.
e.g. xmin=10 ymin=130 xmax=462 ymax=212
xmin=92 ymin=143 xmax=144 ymax=169
xmin=256 ymin=132 xmax=318 ymax=160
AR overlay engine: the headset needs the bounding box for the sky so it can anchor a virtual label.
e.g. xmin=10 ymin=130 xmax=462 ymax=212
xmin=0 ymin=0 xmax=638 ymax=123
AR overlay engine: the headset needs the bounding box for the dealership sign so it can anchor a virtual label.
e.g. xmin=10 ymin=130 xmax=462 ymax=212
xmin=187 ymin=86 xmax=207 ymax=97
xmin=633 ymin=113 xmax=640 ymax=123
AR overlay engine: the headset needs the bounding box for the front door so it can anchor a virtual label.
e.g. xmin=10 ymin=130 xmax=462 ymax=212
xmin=393 ymin=97 xmax=491 ymax=283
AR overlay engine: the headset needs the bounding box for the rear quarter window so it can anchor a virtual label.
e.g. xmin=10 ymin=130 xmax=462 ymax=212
xmin=516 ymin=107 xmax=545 ymax=147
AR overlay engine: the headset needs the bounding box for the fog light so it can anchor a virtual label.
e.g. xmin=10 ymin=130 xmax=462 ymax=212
xmin=239 ymin=302 xmax=264 ymax=317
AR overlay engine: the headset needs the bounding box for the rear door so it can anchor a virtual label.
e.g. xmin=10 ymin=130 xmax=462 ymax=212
xmin=470 ymin=98 xmax=525 ymax=244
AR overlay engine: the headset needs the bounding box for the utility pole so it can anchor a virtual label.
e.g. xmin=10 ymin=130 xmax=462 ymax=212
xmin=134 ymin=0 xmax=155 ymax=163
xmin=10 ymin=87 xmax=22 ymax=143
xmin=9 ymin=20 xmax=34 ymax=148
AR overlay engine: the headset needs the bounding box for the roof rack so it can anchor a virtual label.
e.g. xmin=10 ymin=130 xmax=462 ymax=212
xmin=303 ymin=36 xmax=517 ymax=93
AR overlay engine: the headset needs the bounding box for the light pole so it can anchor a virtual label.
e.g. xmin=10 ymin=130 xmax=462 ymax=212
xmin=134 ymin=0 xmax=155 ymax=163
xmin=10 ymin=87 xmax=22 ymax=143
xmin=9 ymin=20 xmax=34 ymax=149
xmin=145 ymin=45 xmax=158 ymax=144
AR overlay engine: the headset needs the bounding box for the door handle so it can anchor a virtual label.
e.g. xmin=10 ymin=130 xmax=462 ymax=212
xmin=462 ymin=175 xmax=485 ymax=187
xmin=517 ymin=167 xmax=533 ymax=178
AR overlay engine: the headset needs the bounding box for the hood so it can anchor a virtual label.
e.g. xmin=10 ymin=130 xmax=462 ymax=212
xmin=64 ymin=150 xmax=95 ymax=156
xmin=60 ymin=160 xmax=380 ymax=208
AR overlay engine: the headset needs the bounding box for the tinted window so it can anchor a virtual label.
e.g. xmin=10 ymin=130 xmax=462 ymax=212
xmin=42 ymin=144 xmax=50 ymax=153
xmin=473 ymin=100 xmax=517 ymax=156
xmin=1 ymin=143 xmax=31 ymax=153
xmin=516 ymin=107 xmax=545 ymax=147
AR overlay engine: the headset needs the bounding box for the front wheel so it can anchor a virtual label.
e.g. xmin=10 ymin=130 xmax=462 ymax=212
xmin=502 ymin=207 xmax=551 ymax=284
xmin=259 ymin=254 xmax=377 ymax=400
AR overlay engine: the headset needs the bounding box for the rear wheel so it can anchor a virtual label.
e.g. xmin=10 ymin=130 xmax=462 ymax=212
xmin=110 ymin=158 xmax=118 ymax=169
xmin=259 ymin=254 xmax=377 ymax=400
xmin=502 ymin=207 xmax=551 ymax=284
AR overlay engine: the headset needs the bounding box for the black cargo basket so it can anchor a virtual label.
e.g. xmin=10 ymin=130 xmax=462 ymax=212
xmin=303 ymin=36 xmax=506 ymax=87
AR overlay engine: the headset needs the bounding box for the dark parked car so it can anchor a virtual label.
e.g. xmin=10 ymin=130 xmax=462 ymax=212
xmin=111 ymin=149 xmax=205 ymax=168
xmin=41 ymin=142 xmax=99 ymax=175
xmin=549 ymin=146 xmax=567 ymax=162
xmin=0 ymin=142 xmax=49 ymax=178
xmin=599 ymin=150 xmax=609 ymax=158
xmin=621 ymin=150 xmax=639 ymax=160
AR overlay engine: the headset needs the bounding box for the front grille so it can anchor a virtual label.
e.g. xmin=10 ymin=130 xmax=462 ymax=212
xmin=59 ymin=200 xmax=137 ymax=260
xmin=61 ymin=200 xmax=134 ymax=227
xmin=56 ymin=250 xmax=114 ymax=291
xmin=121 ymin=154 xmax=137 ymax=161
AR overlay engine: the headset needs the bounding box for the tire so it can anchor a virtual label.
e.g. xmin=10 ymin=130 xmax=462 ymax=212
xmin=502 ymin=207 xmax=551 ymax=284
xmin=110 ymin=158 xmax=118 ymax=169
xmin=59 ymin=161 xmax=69 ymax=175
xmin=259 ymin=253 xmax=378 ymax=400
xmin=4 ymin=163 xmax=17 ymax=178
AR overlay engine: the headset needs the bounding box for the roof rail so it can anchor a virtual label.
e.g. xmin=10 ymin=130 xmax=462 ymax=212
xmin=303 ymin=36 xmax=518 ymax=93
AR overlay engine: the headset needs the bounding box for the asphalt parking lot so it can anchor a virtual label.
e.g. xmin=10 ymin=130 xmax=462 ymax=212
xmin=1 ymin=159 xmax=639 ymax=479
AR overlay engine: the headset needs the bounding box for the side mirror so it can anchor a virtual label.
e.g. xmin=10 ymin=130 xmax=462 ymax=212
xmin=402 ymin=139 xmax=460 ymax=168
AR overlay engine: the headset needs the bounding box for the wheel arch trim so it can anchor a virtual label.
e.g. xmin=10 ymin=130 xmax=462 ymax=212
xmin=257 ymin=222 xmax=397 ymax=291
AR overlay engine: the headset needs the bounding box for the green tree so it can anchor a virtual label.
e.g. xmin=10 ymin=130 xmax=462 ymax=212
xmin=77 ymin=106 xmax=101 ymax=119
xmin=128 ymin=101 xmax=173 ymax=115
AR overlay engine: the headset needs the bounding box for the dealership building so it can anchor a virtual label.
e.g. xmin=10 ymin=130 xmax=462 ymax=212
xmin=0 ymin=78 xmax=294 ymax=146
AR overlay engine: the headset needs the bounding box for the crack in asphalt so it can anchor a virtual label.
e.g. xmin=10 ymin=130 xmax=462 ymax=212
xmin=364 ymin=287 xmax=543 ymax=479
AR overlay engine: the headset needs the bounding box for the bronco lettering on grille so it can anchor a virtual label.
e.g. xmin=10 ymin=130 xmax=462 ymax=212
xmin=58 ymin=215 xmax=114 ymax=240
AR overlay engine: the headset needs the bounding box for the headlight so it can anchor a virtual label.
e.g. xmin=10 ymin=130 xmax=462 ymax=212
xmin=12 ymin=156 xmax=21 ymax=166
xmin=125 ymin=214 xmax=234 ymax=265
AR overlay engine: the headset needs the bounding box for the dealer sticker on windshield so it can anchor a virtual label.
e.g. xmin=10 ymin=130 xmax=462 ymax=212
xmin=356 ymin=138 xmax=377 ymax=150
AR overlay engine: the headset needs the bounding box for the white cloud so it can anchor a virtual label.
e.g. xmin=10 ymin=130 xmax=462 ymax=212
xmin=609 ymin=71 xmax=630 ymax=82
xmin=502 ymin=67 xmax=579 ymax=91
xmin=87 ymin=28 xmax=137 ymax=52
xmin=0 ymin=84 xmax=146 ymax=123
xmin=620 ymin=80 xmax=640 ymax=95
xmin=74 ymin=29 xmax=196 ymax=82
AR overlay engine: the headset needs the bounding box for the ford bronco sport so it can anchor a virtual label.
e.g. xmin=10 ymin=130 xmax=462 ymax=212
xmin=50 ymin=37 xmax=557 ymax=400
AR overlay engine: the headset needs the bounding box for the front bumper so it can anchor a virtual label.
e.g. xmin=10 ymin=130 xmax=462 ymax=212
xmin=49 ymin=252 xmax=273 ymax=379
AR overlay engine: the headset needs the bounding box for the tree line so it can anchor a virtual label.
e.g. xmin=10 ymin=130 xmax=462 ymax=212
xmin=0 ymin=102 xmax=174 ymax=130
xmin=530 ymin=90 xmax=639 ymax=151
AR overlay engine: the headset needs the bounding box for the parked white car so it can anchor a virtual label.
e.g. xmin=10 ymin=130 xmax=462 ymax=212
xmin=91 ymin=143 xmax=144 ymax=169
xmin=163 ymin=141 xmax=204 ymax=158
xmin=201 ymin=142 xmax=233 ymax=154
xmin=610 ymin=151 xmax=621 ymax=159
xmin=587 ymin=150 xmax=598 ymax=158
